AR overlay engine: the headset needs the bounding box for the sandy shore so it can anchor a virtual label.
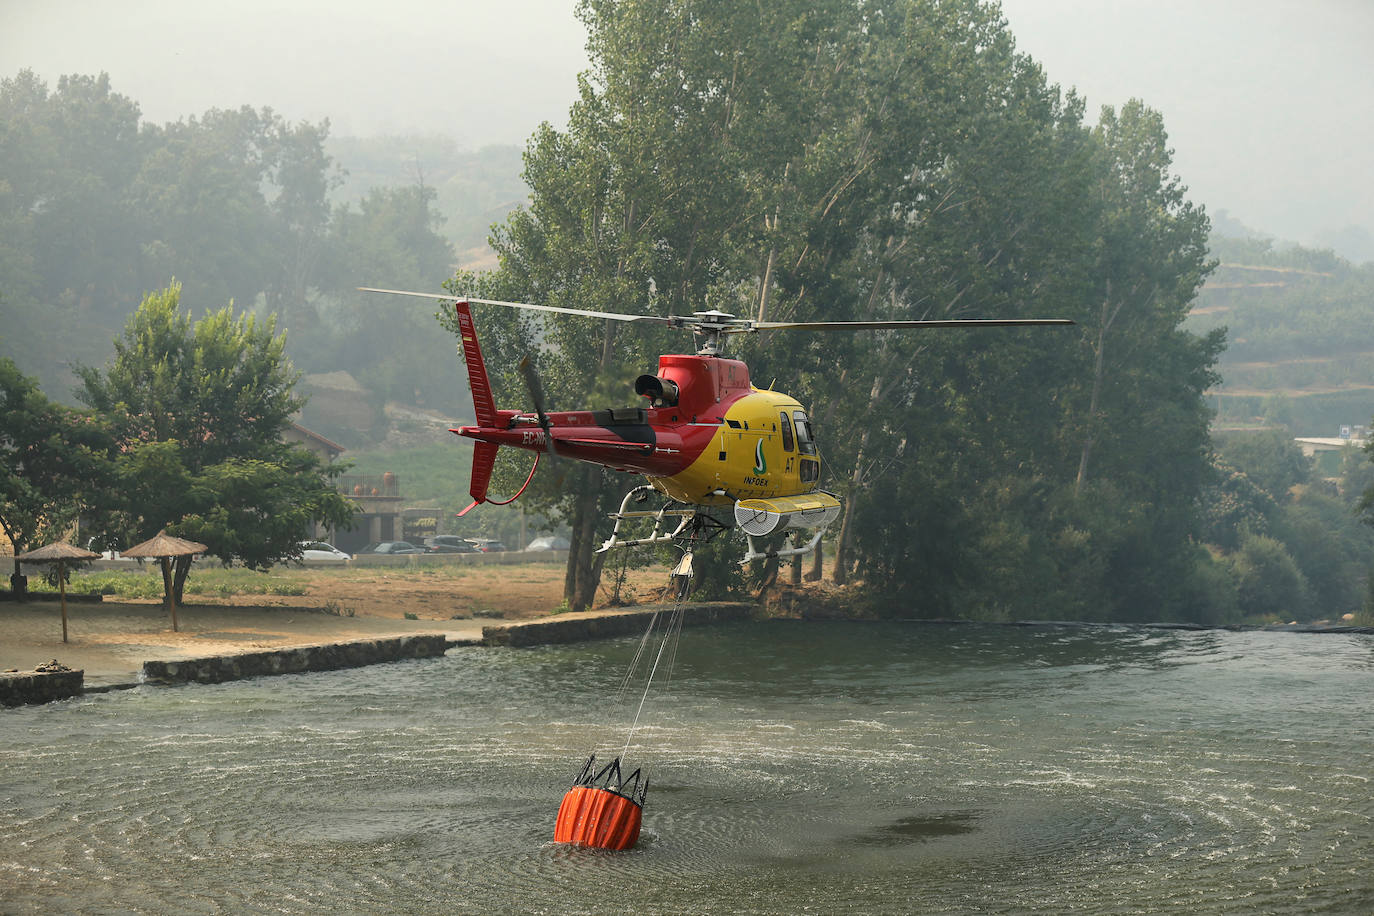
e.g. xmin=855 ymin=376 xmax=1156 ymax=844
xmin=1 ymin=599 xmax=489 ymax=687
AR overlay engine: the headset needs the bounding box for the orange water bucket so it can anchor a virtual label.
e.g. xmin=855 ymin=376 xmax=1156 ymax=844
xmin=553 ymin=755 xmax=647 ymax=851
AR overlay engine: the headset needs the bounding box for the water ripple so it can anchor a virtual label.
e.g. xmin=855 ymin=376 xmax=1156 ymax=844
xmin=2 ymin=624 xmax=1371 ymax=914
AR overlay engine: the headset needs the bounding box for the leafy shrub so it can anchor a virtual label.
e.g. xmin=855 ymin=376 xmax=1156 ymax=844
xmin=1229 ymin=532 xmax=1312 ymax=620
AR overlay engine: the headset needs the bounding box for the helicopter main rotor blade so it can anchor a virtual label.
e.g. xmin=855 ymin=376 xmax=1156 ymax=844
xmin=358 ymin=287 xmax=672 ymax=326
xmin=750 ymin=318 xmax=1075 ymax=331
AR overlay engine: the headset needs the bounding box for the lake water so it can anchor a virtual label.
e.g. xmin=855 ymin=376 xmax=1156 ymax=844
xmin=3 ymin=621 xmax=1372 ymax=914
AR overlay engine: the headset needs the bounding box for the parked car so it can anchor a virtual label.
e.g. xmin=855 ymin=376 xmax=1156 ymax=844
xmin=467 ymin=538 xmax=508 ymax=553
xmin=424 ymin=535 xmax=479 ymax=554
xmin=525 ymin=535 xmax=571 ymax=552
xmin=360 ymin=541 xmax=427 ymax=555
xmin=298 ymin=540 xmax=351 ymax=562
xmin=86 ymin=537 xmax=132 ymax=561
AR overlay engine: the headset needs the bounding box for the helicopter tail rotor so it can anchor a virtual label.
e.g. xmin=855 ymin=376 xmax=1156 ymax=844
xmin=517 ymin=354 xmax=556 ymax=458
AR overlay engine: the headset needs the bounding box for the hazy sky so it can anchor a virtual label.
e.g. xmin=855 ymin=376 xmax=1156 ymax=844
xmin=3 ymin=0 xmax=1370 ymax=247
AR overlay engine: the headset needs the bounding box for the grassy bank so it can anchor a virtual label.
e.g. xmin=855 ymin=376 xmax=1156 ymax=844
xmin=25 ymin=564 xmax=479 ymax=601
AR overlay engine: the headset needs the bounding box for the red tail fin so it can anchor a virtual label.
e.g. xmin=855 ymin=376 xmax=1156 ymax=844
xmin=458 ymin=441 xmax=500 ymax=516
xmin=455 ymin=299 xmax=497 ymax=427
xmin=455 ymin=300 xmax=499 ymax=516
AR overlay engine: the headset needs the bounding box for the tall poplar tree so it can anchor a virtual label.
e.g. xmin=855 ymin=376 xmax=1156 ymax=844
xmin=461 ymin=0 xmax=1223 ymax=620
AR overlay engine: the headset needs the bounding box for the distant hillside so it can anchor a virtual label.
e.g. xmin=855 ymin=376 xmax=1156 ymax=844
xmin=325 ymin=136 xmax=525 ymax=267
xmin=1187 ymin=234 xmax=1374 ymax=435
xmin=0 ymin=71 xmax=522 ymax=421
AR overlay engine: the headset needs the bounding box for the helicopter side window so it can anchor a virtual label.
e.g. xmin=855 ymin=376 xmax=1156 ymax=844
xmin=792 ymin=411 xmax=816 ymax=456
xmin=779 ymin=412 xmax=794 ymax=452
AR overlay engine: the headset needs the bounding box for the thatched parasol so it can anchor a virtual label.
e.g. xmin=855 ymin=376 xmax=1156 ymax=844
xmin=121 ymin=532 xmax=208 ymax=632
xmin=15 ymin=541 xmax=100 ymax=643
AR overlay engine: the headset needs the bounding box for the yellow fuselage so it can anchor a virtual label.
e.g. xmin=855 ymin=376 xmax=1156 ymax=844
xmin=651 ymin=387 xmax=822 ymax=506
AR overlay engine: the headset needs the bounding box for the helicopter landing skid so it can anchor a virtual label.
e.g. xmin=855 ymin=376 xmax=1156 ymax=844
xmin=598 ymin=486 xmax=697 ymax=552
xmin=600 ymin=485 xmax=831 ymax=563
xmin=740 ymin=527 xmax=828 ymax=565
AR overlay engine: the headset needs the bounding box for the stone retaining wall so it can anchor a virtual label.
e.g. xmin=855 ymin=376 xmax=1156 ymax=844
xmin=1 ymin=668 xmax=84 ymax=707
xmin=482 ymin=602 xmax=756 ymax=647
xmin=142 ymin=634 xmax=449 ymax=685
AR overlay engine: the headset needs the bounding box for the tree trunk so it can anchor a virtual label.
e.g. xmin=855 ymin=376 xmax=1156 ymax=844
xmin=564 ymin=465 xmax=605 ymax=612
xmin=10 ymin=557 xmax=27 ymax=598
xmin=159 ymin=557 xmax=177 ymax=631
xmin=832 ymin=374 xmax=881 ymax=585
xmin=561 ymin=312 xmax=620 ymax=613
xmin=573 ymin=550 xmax=607 ymax=614
xmin=172 ymin=554 xmax=192 ymax=606
xmin=831 ymin=494 xmax=859 ymax=585
xmin=1076 ymin=287 xmax=1125 ymax=497
xmin=760 ymin=553 xmax=779 ymax=590
xmin=806 ymin=540 xmax=823 ymax=582
xmin=563 ymin=483 xmax=588 ymax=606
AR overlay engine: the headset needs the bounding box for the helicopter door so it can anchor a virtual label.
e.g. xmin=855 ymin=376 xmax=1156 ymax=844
xmin=792 ymin=411 xmax=816 ymax=454
xmin=793 ymin=410 xmax=819 ymax=483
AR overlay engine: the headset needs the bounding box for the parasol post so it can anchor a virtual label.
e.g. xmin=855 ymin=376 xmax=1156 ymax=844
xmin=120 ymin=532 xmax=205 ymax=631
xmin=13 ymin=541 xmax=99 ymax=643
xmin=59 ymin=560 xmax=68 ymax=643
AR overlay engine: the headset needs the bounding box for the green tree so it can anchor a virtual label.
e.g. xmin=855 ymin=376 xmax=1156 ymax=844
xmin=1228 ymin=531 xmax=1311 ymax=621
xmin=76 ymin=284 xmax=355 ymax=602
xmin=1272 ymin=489 xmax=1372 ymax=615
xmin=1339 ymin=443 xmax=1374 ymax=506
xmin=0 ymin=358 xmax=115 ymax=595
xmin=452 ymin=0 xmax=1222 ymax=621
xmin=0 ymin=70 xmax=146 ymax=396
xmin=1198 ymin=459 xmax=1276 ymax=550
xmin=1213 ymin=429 xmax=1310 ymax=502
xmin=321 ymin=183 xmax=459 ymax=409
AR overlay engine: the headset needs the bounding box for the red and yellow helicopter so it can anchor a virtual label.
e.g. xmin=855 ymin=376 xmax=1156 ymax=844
xmin=362 ymin=288 xmax=1071 ymax=564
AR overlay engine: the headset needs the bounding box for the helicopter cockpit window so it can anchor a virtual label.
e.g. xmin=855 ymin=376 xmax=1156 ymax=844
xmin=779 ymin=412 xmax=794 ymax=452
xmin=792 ymin=410 xmax=816 ymax=455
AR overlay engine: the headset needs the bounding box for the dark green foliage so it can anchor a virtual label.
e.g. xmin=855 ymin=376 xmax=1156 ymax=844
xmin=441 ymin=0 xmax=1229 ymax=621
xmin=1271 ymin=490 xmax=1372 ymax=615
xmin=1198 ymin=460 xmax=1276 ymax=550
xmin=1212 ymin=429 xmax=1310 ymax=501
xmin=0 ymin=357 xmax=116 ymax=592
xmin=1340 ymin=444 xmax=1374 ymax=508
xmin=1175 ymin=547 xmax=1241 ymax=626
xmin=76 ymin=285 xmax=303 ymax=465
xmin=1202 ymin=433 xmax=1372 ymax=619
xmin=1228 ymin=532 xmax=1311 ymax=621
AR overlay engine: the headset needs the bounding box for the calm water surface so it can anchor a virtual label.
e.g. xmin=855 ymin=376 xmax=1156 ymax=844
xmin=3 ymin=622 xmax=1372 ymax=914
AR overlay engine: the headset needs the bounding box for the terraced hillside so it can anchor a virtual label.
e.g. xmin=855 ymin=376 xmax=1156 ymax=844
xmin=1187 ymin=237 xmax=1374 ymax=435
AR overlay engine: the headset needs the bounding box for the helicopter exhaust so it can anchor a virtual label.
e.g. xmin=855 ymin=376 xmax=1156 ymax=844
xmin=634 ymin=374 xmax=679 ymax=407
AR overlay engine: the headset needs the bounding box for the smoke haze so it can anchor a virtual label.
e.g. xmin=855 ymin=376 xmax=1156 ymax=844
xmin=4 ymin=0 xmax=1370 ymax=254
